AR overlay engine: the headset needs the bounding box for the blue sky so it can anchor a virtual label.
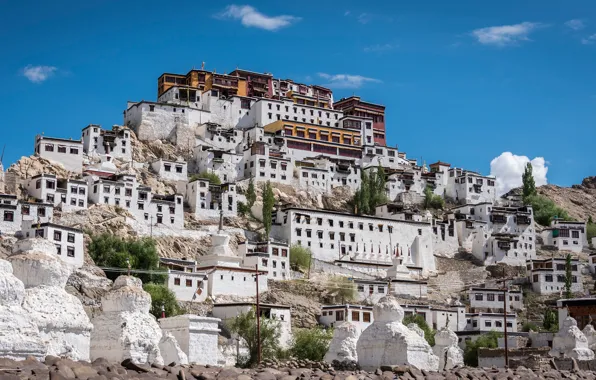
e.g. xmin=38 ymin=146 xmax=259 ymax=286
xmin=1 ymin=0 xmax=595 ymax=189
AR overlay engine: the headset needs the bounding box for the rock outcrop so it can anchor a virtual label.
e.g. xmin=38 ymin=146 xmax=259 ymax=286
xmin=549 ymin=316 xmax=595 ymax=360
xmin=356 ymin=295 xmax=439 ymax=371
xmin=8 ymin=238 xmax=93 ymax=361
xmin=432 ymin=325 xmax=464 ymax=370
xmin=90 ymin=276 xmax=164 ymax=365
xmin=324 ymin=322 xmax=360 ymax=363
xmin=0 ymin=259 xmax=46 ymax=360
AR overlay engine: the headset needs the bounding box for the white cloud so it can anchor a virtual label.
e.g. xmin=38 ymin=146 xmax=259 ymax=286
xmin=21 ymin=65 xmax=57 ymax=83
xmin=489 ymin=152 xmax=548 ymax=196
xmin=363 ymin=43 xmax=397 ymax=52
xmin=317 ymin=73 xmax=381 ymax=89
xmin=217 ymin=5 xmax=300 ymax=31
xmin=471 ymin=22 xmax=542 ymax=46
xmin=344 ymin=10 xmax=350 ymax=16
xmin=582 ymin=34 xmax=596 ymax=44
xmin=565 ymin=19 xmax=585 ymax=30
xmin=358 ymin=13 xmax=372 ymax=24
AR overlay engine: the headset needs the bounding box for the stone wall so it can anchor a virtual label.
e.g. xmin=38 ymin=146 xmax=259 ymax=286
xmin=478 ymin=347 xmax=550 ymax=368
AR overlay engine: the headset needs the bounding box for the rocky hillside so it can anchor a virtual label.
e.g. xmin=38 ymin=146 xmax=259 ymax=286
xmin=538 ymin=176 xmax=596 ymax=222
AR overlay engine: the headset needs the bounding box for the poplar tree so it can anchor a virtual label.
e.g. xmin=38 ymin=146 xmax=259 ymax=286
xmin=246 ymin=175 xmax=256 ymax=208
xmin=522 ymin=162 xmax=537 ymax=200
xmin=262 ymin=181 xmax=275 ymax=240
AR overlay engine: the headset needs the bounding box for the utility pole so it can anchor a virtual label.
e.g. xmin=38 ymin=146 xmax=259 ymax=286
xmin=499 ymin=267 xmax=509 ymax=368
xmin=150 ymin=215 xmax=153 ymax=238
xmin=255 ymin=264 xmax=261 ymax=365
xmin=218 ymin=205 xmax=223 ymax=233
xmin=307 ymin=250 xmax=312 ymax=279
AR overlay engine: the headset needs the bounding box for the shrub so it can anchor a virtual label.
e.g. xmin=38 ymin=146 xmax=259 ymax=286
xmin=521 ymin=322 xmax=539 ymax=332
xmin=403 ymin=314 xmax=436 ymax=346
xmin=463 ymin=331 xmax=501 ymax=367
xmin=424 ymin=186 xmax=445 ymax=210
xmin=352 ymin=165 xmax=388 ymax=215
xmin=143 ymin=283 xmax=183 ymax=319
xmin=227 ymin=308 xmax=281 ymax=367
xmin=525 ymin=194 xmax=571 ymax=226
xmin=88 ymin=234 xmax=166 ymax=284
xmin=543 ymin=309 xmax=558 ymax=332
xmin=326 ymin=276 xmax=356 ymax=304
xmin=190 ymin=171 xmax=221 ymax=185
xmin=290 ymin=327 xmax=333 ymax=361
xmin=246 ymin=176 xmax=257 ymax=208
xmin=290 ymin=245 xmax=312 ymax=273
xmin=238 ymin=201 xmax=250 ymax=216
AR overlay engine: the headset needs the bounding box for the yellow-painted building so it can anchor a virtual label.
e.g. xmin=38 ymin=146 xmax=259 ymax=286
xmin=157 ymin=69 xmax=247 ymax=98
xmin=264 ymin=120 xmax=362 ymax=158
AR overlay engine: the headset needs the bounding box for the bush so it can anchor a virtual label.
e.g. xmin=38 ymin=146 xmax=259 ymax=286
xmin=543 ymin=309 xmax=558 ymax=332
xmin=587 ymin=220 xmax=596 ymax=246
xmin=326 ymin=276 xmax=356 ymax=304
xmin=521 ymin=322 xmax=539 ymax=332
xmin=352 ymin=165 xmax=388 ymax=215
xmin=424 ymin=186 xmax=445 ymax=210
xmin=290 ymin=327 xmax=333 ymax=361
xmin=525 ymin=194 xmax=570 ymax=226
xmin=227 ymin=307 xmax=281 ymax=367
xmin=88 ymin=234 xmax=166 ymax=284
xmin=238 ymin=201 xmax=250 ymax=216
xmin=463 ymin=331 xmax=501 ymax=367
xmin=403 ymin=314 xmax=436 ymax=346
xmin=190 ymin=171 xmax=221 ymax=185
xmin=143 ymin=283 xmax=183 ymax=319
xmin=290 ymin=245 xmax=312 ymax=273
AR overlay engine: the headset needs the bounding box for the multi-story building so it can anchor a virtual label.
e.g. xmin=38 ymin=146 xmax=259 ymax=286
xmin=150 ymin=159 xmax=188 ymax=182
xmin=465 ymin=312 xmax=518 ymax=333
xmin=467 ymin=287 xmax=523 ymax=312
xmin=26 ymin=174 xmax=87 ymax=212
xmin=334 ymin=96 xmax=386 ymax=146
xmin=526 ymin=257 xmax=582 ymax=295
xmin=161 ymin=257 xmax=209 ymax=303
xmin=193 ymin=147 xmax=244 ymax=184
xmin=541 ymin=219 xmax=588 ymax=253
xmin=320 ymin=304 xmax=373 ymax=332
xmin=185 ymin=179 xmax=240 ymax=219
xmin=296 ymin=157 xmax=361 ymax=193
xmin=228 ymin=69 xmax=273 ymax=98
xmin=239 ymin=240 xmax=290 ymax=281
xmin=34 ymin=135 xmax=83 ymax=173
xmin=271 ymin=207 xmax=436 ymax=275
xmin=429 ymin=163 xmax=497 ymax=205
xmin=20 ymin=220 xmax=84 ymax=268
xmin=81 ymin=124 xmax=132 ymax=161
xmin=242 ymin=141 xmax=294 ymax=184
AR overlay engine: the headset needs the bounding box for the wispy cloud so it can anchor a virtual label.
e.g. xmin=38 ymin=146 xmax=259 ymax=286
xmin=565 ymin=19 xmax=585 ymax=31
xmin=471 ymin=22 xmax=543 ymax=46
xmin=21 ymin=65 xmax=57 ymax=83
xmin=344 ymin=10 xmax=350 ymax=16
xmin=216 ymin=5 xmax=300 ymax=31
xmin=357 ymin=13 xmax=372 ymax=24
xmin=363 ymin=43 xmax=397 ymax=53
xmin=582 ymin=34 xmax=596 ymax=44
xmin=318 ymin=73 xmax=381 ymax=89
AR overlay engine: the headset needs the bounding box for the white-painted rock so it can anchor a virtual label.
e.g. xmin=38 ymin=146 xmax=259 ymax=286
xmin=324 ymin=322 xmax=360 ymax=363
xmin=8 ymin=243 xmax=92 ymax=361
xmin=582 ymin=324 xmax=596 ymax=351
xmin=407 ymin=323 xmax=425 ymax=339
xmin=356 ymin=296 xmax=439 ymax=371
xmin=159 ymin=332 xmax=189 ymax=365
xmin=432 ymin=326 xmax=464 ymax=370
xmin=549 ymin=317 xmax=595 ymax=360
xmin=91 ymin=275 xmax=164 ymax=365
xmin=0 ymin=259 xmax=46 ymax=360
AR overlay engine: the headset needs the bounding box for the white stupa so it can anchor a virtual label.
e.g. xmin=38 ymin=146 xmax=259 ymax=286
xmin=550 ymin=316 xmax=595 ymax=360
xmin=324 ymin=322 xmax=360 ymax=363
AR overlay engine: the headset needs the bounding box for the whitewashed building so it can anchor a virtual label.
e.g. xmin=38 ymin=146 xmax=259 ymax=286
xmin=81 ymin=124 xmax=132 ymax=161
xmin=320 ymin=305 xmax=373 ymax=332
xmin=271 ymin=207 xmax=436 ymax=275
xmin=296 ymin=157 xmax=361 ymax=193
xmin=527 ymin=257 xmax=582 ymax=295
xmin=160 ymin=258 xmax=208 ymax=303
xmin=34 ymin=135 xmax=83 ymax=173
xmin=0 ymin=194 xmax=54 ymax=235
xmin=193 ymin=146 xmax=243 ymax=184
xmin=427 ymin=162 xmax=496 ymax=205
xmin=20 ymin=221 xmax=85 ymax=268
xmin=467 ymin=287 xmax=523 ymax=312
xmin=465 ymin=313 xmax=517 ymax=333
xmin=243 ymin=141 xmax=293 ymax=184
xmin=185 ymin=179 xmax=240 ymax=219
xmin=541 ymin=219 xmax=588 ymax=253
xmin=150 ymin=159 xmax=188 ymax=182
xmin=239 ymin=240 xmax=290 ymax=281
xmin=26 ymin=175 xmax=87 ymax=212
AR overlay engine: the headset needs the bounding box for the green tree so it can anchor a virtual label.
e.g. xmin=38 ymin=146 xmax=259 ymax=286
xmin=190 ymin=171 xmax=221 ymax=185
xmin=525 ymin=194 xmax=571 ymax=226
xmin=424 ymin=186 xmax=445 ymax=210
xmin=589 ymin=215 xmax=594 ymax=225
xmin=463 ymin=331 xmax=501 ymax=367
xmin=262 ymin=181 xmax=275 ymax=240
xmin=543 ymin=309 xmax=559 ymax=332
xmin=290 ymin=244 xmax=312 ymax=273
xmin=326 ymin=276 xmax=356 ymax=304
xmin=522 ymin=162 xmax=537 ymax=200
xmin=143 ymin=283 xmax=183 ymax=319
xmin=227 ymin=308 xmax=281 ymax=367
xmin=587 ymin=217 xmax=596 ymax=245
xmin=353 ymin=166 xmax=388 ymax=215
xmin=246 ymin=175 xmax=257 ymax=208
xmin=290 ymin=327 xmax=333 ymax=361
xmin=521 ymin=322 xmax=539 ymax=332
xmin=565 ymin=253 xmax=573 ymax=299
xmin=403 ymin=314 xmax=436 ymax=346
xmin=88 ymin=234 xmax=166 ymax=284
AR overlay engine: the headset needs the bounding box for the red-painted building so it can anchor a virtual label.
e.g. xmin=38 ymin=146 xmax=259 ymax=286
xmin=334 ymin=96 xmax=386 ymax=146
xmin=229 ymin=69 xmax=273 ymax=98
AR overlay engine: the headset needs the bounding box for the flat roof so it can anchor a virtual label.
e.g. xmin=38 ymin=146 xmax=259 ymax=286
xmin=282 ymin=207 xmax=431 ymax=226
xmin=214 ymin=302 xmax=290 ymax=309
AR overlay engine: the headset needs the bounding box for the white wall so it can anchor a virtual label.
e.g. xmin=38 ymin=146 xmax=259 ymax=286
xmin=167 ymin=271 xmax=208 ymax=302
xmin=320 ymin=306 xmax=373 ymax=333
xmin=206 ymin=268 xmax=268 ymax=298
xmin=20 ymin=221 xmax=84 ymax=268
xmin=34 ymin=136 xmax=83 ymax=173
xmin=151 ymin=159 xmax=188 ymax=182
xmin=159 ymin=315 xmax=221 ymax=365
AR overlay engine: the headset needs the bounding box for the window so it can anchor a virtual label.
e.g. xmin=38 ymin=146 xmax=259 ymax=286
xmin=545 ymin=274 xmax=553 ymax=282
xmin=363 ymin=312 xmax=371 ymax=323
xmin=67 ymin=246 xmax=75 ymax=257
xmin=164 ymin=164 xmax=171 ymax=172
xmin=495 ymin=321 xmax=502 ymax=328
xmin=174 ymin=278 xmax=180 ymax=286
xmin=487 ymin=293 xmax=495 ymax=301
xmin=70 ymin=148 xmax=79 ymax=155
xmin=352 ymin=311 xmax=360 ymax=321
xmin=572 ymin=230 xmax=580 ymax=239
xmin=475 ymin=294 xmax=483 ymax=301
xmin=3 ymin=211 xmax=14 ymax=222
xmin=58 ymin=145 xmax=67 ymax=153
xmin=485 ymin=320 xmax=492 ymax=327
xmin=186 ymin=279 xmax=192 ymax=287
xmin=56 ymin=245 xmax=61 ymax=255
xmin=78 ymin=200 xmax=84 ymax=207
xmin=45 ymin=144 xmax=54 ymax=152
xmin=54 ymin=231 xmax=62 ymax=241
xmin=67 ymin=233 xmax=75 ymax=243
xmin=22 ymin=206 xmax=30 ymax=215
xmin=336 ymin=310 xmax=344 ymax=321
xmin=378 ymin=286 xmax=385 ymax=293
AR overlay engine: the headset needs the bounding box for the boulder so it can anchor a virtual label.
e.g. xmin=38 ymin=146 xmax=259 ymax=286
xmin=356 ymin=295 xmax=439 ymax=371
